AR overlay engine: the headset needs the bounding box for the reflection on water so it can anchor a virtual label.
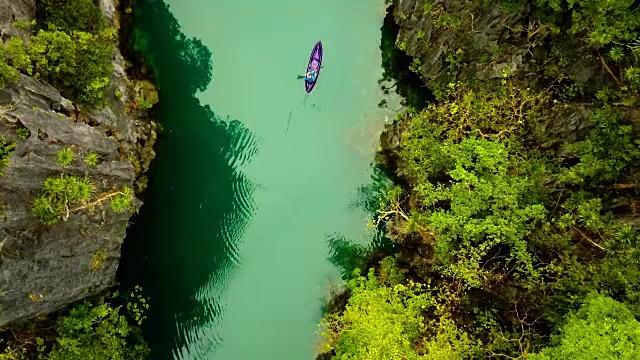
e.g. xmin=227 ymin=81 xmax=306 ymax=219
xmin=117 ymin=1 xmax=258 ymax=358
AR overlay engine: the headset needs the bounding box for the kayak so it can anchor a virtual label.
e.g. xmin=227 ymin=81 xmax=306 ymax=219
xmin=305 ymin=41 xmax=323 ymax=93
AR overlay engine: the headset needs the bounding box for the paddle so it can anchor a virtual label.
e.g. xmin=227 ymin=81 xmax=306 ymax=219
xmin=296 ymin=66 xmax=324 ymax=79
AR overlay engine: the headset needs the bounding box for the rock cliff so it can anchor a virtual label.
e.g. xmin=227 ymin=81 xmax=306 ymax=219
xmin=389 ymin=0 xmax=618 ymax=141
xmin=0 ymin=0 xmax=156 ymax=326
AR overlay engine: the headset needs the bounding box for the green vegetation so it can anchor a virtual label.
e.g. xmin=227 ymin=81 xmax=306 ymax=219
xmin=39 ymin=0 xmax=107 ymax=33
xmin=0 ymin=0 xmax=115 ymax=108
xmin=0 ymin=47 xmax=19 ymax=88
xmin=56 ymin=147 xmax=74 ymax=168
xmin=4 ymin=29 xmax=115 ymax=108
xmin=32 ymin=174 xmax=94 ymax=225
xmin=85 ymin=152 xmax=99 ymax=167
xmin=31 ymin=174 xmax=134 ymax=225
xmin=0 ymin=287 xmax=150 ymax=360
xmin=319 ymin=0 xmax=640 ymax=359
xmin=15 ymin=127 xmax=30 ymax=140
xmin=109 ymin=186 xmax=135 ymax=213
xmin=0 ymin=137 xmax=16 ymax=176
xmin=530 ymin=293 xmax=640 ymax=359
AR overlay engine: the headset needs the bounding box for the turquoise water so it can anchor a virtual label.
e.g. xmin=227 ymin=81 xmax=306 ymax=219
xmin=118 ymin=0 xmax=398 ymax=359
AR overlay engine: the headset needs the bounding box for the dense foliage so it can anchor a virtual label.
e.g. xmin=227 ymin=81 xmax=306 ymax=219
xmin=319 ymin=0 xmax=640 ymax=358
xmin=0 ymin=0 xmax=114 ymax=108
xmin=530 ymin=293 xmax=640 ymax=359
xmin=0 ymin=288 xmax=150 ymax=360
xmin=39 ymin=0 xmax=107 ymax=33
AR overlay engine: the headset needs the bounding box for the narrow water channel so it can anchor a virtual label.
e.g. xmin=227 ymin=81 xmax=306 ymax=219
xmin=118 ymin=0 xmax=397 ymax=359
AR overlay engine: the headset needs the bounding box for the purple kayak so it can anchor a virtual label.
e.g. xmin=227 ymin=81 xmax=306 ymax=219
xmin=305 ymin=41 xmax=323 ymax=93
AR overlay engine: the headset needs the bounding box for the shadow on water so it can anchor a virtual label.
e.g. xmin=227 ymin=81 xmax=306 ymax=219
xmin=117 ymin=0 xmax=258 ymax=359
xmin=326 ymin=165 xmax=397 ymax=283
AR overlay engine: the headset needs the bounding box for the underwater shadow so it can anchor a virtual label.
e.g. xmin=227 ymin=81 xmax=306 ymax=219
xmin=117 ymin=0 xmax=258 ymax=358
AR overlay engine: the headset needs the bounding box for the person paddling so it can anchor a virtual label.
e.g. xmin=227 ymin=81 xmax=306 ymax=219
xmin=304 ymin=69 xmax=318 ymax=83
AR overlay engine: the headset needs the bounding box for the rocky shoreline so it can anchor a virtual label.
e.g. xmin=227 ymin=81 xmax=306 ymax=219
xmin=318 ymin=0 xmax=640 ymax=357
xmin=0 ymin=0 xmax=158 ymax=328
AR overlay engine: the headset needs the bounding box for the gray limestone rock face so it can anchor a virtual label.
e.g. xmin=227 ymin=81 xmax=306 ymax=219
xmin=0 ymin=74 xmax=136 ymax=327
xmin=0 ymin=0 xmax=152 ymax=327
xmin=0 ymin=0 xmax=35 ymax=40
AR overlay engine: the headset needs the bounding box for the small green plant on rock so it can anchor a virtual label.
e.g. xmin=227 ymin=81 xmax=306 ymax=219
xmin=109 ymin=186 xmax=135 ymax=213
xmin=56 ymin=147 xmax=74 ymax=168
xmin=0 ymin=137 xmax=16 ymax=176
xmin=85 ymin=152 xmax=99 ymax=167
xmin=31 ymin=174 xmax=135 ymax=225
xmin=32 ymin=174 xmax=94 ymax=225
xmin=409 ymin=57 xmax=422 ymax=74
xmin=138 ymin=98 xmax=153 ymax=110
xmin=91 ymin=249 xmax=107 ymax=271
xmin=12 ymin=19 xmax=36 ymax=31
xmin=15 ymin=127 xmax=30 ymax=140
xmin=0 ymin=47 xmax=19 ymax=89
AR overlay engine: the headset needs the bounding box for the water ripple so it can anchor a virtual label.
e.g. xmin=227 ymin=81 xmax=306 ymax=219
xmin=169 ymin=117 xmax=259 ymax=358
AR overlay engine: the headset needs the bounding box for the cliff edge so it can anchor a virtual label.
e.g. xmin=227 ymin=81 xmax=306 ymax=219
xmin=0 ymin=0 xmax=157 ymax=326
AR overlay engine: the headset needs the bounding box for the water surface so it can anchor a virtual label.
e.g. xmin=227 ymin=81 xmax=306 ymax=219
xmin=119 ymin=0 xmax=398 ymax=359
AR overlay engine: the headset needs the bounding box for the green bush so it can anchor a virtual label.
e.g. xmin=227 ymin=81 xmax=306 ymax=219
xmin=0 ymin=47 xmax=19 ymax=88
xmin=39 ymin=0 xmax=107 ymax=34
xmin=532 ymin=0 xmax=640 ymax=48
xmin=558 ymin=107 xmax=640 ymax=186
xmin=531 ymin=293 xmax=640 ymax=359
xmin=0 ymin=288 xmax=150 ymax=360
xmin=321 ymin=267 xmax=432 ymax=359
xmin=397 ymin=126 xmax=550 ymax=287
xmin=5 ymin=28 xmax=115 ymax=108
xmin=48 ymin=299 xmax=149 ymax=360
xmin=320 ymin=265 xmax=479 ymax=360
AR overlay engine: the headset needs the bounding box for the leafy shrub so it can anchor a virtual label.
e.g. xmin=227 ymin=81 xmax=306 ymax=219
xmin=398 ymin=130 xmax=549 ymax=287
xmin=0 ymin=47 xmax=19 ymax=88
xmin=379 ymin=256 xmax=405 ymax=286
xmin=47 ymin=296 xmax=149 ymax=360
xmin=39 ymin=0 xmax=107 ymax=34
xmin=531 ymin=293 xmax=640 ymax=359
xmin=321 ymin=264 xmax=479 ymax=360
xmin=321 ymin=267 xmax=432 ymax=359
xmin=4 ymin=29 xmax=115 ymax=108
xmin=533 ymin=0 xmax=640 ymax=48
xmin=0 ymin=288 xmax=150 ymax=360
xmin=558 ymin=107 xmax=640 ymax=186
